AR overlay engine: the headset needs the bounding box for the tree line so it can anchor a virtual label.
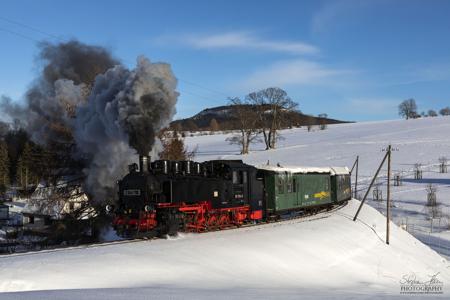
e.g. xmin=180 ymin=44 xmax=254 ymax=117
xmin=398 ymin=98 xmax=450 ymax=119
xmin=0 ymin=124 xmax=61 ymax=197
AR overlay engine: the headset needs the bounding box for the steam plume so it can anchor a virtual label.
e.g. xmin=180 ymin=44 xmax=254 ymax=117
xmin=74 ymin=57 xmax=178 ymax=202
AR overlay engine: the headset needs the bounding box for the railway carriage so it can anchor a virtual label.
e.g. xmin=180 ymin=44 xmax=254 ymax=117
xmin=256 ymin=165 xmax=350 ymax=217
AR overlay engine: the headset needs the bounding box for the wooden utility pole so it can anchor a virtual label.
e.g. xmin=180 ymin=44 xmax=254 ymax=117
xmin=353 ymin=145 xmax=394 ymax=245
xmin=355 ymin=156 xmax=359 ymax=199
xmin=353 ymin=149 xmax=389 ymax=222
xmin=350 ymin=156 xmax=359 ymax=199
xmin=386 ymin=145 xmax=391 ymax=245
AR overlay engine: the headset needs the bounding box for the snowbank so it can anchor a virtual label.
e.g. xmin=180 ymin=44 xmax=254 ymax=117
xmin=0 ymin=200 xmax=449 ymax=298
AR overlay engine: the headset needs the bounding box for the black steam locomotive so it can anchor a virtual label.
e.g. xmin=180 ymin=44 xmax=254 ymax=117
xmin=109 ymin=156 xmax=351 ymax=238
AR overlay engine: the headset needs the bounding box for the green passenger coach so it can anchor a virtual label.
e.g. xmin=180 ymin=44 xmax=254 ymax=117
xmin=257 ymin=165 xmax=351 ymax=216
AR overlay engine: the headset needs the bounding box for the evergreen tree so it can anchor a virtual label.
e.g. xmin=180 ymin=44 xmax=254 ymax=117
xmin=16 ymin=142 xmax=39 ymax=189
xmin=0 ymin=141 xmax=9 ymax=192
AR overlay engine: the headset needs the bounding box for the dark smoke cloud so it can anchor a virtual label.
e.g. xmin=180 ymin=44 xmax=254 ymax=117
xmin=1 ymin=41 xmax=119 ymax=144
xmin=74 ymin=57 xmax=178 ymax=201
xmin=1 ymin=40 xmax=178 ymax=204
xmin=39 ymin=40 xmax=120 ymax=86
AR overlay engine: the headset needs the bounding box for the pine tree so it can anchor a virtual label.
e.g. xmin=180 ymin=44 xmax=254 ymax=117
xmin=16 ymin=142 xmax=39 ymax=189
xmin=0 ymin=141 xmax=10 ymax=192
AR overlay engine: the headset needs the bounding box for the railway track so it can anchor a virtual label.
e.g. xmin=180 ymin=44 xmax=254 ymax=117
xmin=0 ymin=200 xmax=349 ymax=258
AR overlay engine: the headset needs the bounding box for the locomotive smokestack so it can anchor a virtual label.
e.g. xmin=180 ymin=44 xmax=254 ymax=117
xmin=139 ymin=155 xmax=149 ymax=173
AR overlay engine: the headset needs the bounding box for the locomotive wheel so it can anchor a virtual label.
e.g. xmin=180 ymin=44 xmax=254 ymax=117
xmin=158 ymin=209 xmax=181 ymax=237
xmin=218 ymin=214 xmax=230 ymax=229
xmin=206 ymin=215 xmax=218 ymax=231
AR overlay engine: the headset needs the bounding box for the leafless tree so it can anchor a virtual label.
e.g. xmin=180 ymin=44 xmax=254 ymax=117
xmin=247 ymin=87 xmax=298 ymax=149
xmin=428 ymin=109 xmax=438 ymax=117
xmin=439 ymin=156 xmax=447 ymax=173
xmin=318 ymin=113 xmax=328 ymax=130
xmin=158 ymin=130 xmax=197 ymax=160
xmin=398 ymin=98 xmax=417 ymax=120
xmin=425 ymin=184 xmax=441 ymax=220
xmin=439 ymin=107 xmax=450 ymax=116
xmin=226 ymin=97 xmax=260 ymax=154
xmin=209 ymin=118 xmax=220 ymax=131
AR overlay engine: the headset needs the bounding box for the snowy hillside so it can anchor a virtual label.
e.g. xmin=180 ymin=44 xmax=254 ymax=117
xmin=1 ymin=117 xmax=450 ymax=299
xmin=1 ymin=200 xmax=449 ymax=299
xmin=186 ymin=116 xmax=450 ymax=259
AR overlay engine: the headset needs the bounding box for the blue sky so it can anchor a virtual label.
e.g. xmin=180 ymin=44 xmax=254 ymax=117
xmin=1 ymin=0 xmax=450 ymax=121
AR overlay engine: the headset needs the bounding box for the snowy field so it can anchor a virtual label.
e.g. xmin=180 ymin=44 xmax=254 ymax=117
xmin=0 ymin=200 xmax=449 ymax=299
xmin=186 ymin=116 xmax=450 ymax=259
xmin=1 ymin=117 xmax=450 ymax=299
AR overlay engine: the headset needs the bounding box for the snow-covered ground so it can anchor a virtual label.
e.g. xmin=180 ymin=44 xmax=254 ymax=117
xmin=1 ymin=116 xmax=450 ymax=299
xmin=1 ymin=200 xmax=449 ymax=299
xmin=186 ymin=116 xmax=450 ymax=259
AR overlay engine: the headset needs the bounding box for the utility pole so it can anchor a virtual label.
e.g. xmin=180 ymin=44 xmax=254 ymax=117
xmin=355 ymin=156 xmax=359 ymax=199
xmin=353 ymin=150 xmax=389 ymax=222
xmin=350 ymin=155 xmax=359 ymax=199
xmin=386 ymin=145 xmax=391 ymax=245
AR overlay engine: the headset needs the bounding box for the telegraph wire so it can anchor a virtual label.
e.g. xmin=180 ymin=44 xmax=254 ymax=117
xmin=178 ymin=78 xmax=229 ymax=98
xmin=180 ymin=89 xmax=227 ymax=106
xmin=0 ymin=15 xmax=232 ymax=104
xmin=0 ymin=27 xmax=39 ymax=42
xmin=0 ymin=15 xmax=62 ymax=40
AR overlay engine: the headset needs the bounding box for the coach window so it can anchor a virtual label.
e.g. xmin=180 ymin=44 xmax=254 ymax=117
xmin=277 ymin=176 xmax=284 ymax=194
xmin=287 ymin=176 xmax=293 ymax=193
xmin=293 ymin=178 xmax=297 ymax=193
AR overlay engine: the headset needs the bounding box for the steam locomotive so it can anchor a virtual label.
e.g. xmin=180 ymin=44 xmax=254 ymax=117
xmin=109 ymin=156 xmax=351 ymax=238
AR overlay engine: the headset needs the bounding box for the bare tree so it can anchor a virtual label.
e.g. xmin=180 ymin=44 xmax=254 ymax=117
xmin=226 ymin=97 xmax=260 ymax=154
xmin=439 ymin=107 xmax=450 ymax=116
xmin=247 ymin=87 xmax=298 ymax=149
xmin=159 ymin=130 xmax=196 ymax=160
xmin=318 ymin=113 xmax=328 ymax=130
xmin=209 ymin=118 xmax=220 ymax=131
xmin=425 ymin=184 xmax=441 ymax=221
xmin=439 ymin=156 xmax=447 ymax=173
xmin=398 ymin=98 xmax=417 ymax=120
xmin=428 ymin=110 xmax=438 ymax=117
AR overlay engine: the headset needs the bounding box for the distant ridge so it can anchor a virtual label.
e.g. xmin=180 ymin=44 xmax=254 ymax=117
xmin=170 ymin=104 xmax=351 ymax=131
xmin=170 ymin=105 xmax=351 ymax=131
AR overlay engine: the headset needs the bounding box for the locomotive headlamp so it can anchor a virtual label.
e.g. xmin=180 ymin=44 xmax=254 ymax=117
xmin=144 ymin=205 xmax=152 ymax=212
xmin=105 ymin=205 xmax=113 ymax=213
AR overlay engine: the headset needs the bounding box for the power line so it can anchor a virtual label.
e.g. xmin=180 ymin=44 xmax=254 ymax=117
xmin=0 ymin=15 xmax=61 ymax=40
xmin=0 ymin=15 xmax=233 ymax=102
xmin=180 ymin=89 xmax=227 ymax=106
xmin=178 ymin=78 xmax=229 ymax=98
xmin=0 ymin=27 xmax=39 ymax=42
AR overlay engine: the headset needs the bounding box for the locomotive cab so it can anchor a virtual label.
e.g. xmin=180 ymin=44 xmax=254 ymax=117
xmin=117 ymin=156 xmax=162 ymax=217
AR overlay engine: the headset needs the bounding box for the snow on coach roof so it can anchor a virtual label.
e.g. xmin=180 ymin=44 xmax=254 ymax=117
xmin=256 ymin=164 xmax=350 ymax=175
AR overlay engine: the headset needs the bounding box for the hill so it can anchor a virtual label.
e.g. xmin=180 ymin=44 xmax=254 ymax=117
xmin=186 ymin=116 xmax=450 ymax=259
xmin=1 ymin=116 xmax=450 ymax=299
xmin=170 ymin=105 xmax=349 ymax=131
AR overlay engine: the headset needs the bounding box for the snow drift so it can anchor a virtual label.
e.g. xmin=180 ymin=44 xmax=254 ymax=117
xmin=0 ymin=199 xmax=448 ymax=298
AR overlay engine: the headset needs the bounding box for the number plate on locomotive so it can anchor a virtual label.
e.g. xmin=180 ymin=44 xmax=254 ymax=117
xmin=124 ymin=189 xmax=141 ymax=196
